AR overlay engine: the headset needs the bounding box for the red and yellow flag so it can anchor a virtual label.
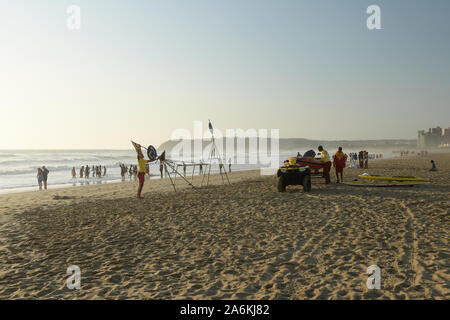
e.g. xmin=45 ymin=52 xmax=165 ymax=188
xmin=131 ymin=141 xmax=144 ymax=158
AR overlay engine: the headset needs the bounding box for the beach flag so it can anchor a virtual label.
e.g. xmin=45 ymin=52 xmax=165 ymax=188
xmin=208 ymin=120 xmax=214 ymax=135
xmin=131 ymin=141 xmax=144 ymax=157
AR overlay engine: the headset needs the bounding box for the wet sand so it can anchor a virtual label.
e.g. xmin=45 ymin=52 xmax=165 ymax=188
xmin=0 ymin=154 xmax=449 ymax=299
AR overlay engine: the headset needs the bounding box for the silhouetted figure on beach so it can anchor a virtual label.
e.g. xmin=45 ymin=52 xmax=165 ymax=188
xmin=318 ymin=146 xmax=331 ymax=184
xmin=37 ymin=168 xmax=44 ymax=190
xmin=42 ymin=166 xmax=49 ymax=190
xmin=160 ymin=161 xmax=164 ymax=178
xmin=80 ymin=166 xmax=85 ymax=178
xmin=358 ymin=151 xmax=363 ymax=168
xmin=72 ymin=167 xmax=76 ymax=178
xmin=363 ymin=151 xmax=369 ymax=169
xmin=120 ymin=164 xmax=126 ymax=181
xmin=333 ymin=147 xmax=347 ymax=183
xmin=430 ymin=160 xmax=437 ymax=171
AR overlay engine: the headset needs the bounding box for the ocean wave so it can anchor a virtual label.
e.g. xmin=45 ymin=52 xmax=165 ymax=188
xmin=0 ymin=162 xmax=136 ymax=176
xmin=0 ymin=157 xmax=135 ymax=166
xmin=0 ymin=166 xmax=69 ymax=176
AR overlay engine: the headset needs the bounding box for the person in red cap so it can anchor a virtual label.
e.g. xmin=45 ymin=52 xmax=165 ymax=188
xmin=333 ymin=147 xmax=348 ymax=183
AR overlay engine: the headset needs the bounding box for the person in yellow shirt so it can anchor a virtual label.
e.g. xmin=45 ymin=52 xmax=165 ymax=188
xmin=134 ymin=144 xmax=151 ymax=199
xmin=137 ymin=154 xmax=151 ymax=199
xmin=318 ymin=145 xmax=331 ymax=184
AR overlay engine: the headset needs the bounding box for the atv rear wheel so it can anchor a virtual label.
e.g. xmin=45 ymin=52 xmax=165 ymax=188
xmin=277 ymin=175 xmax=286 ymax=192
xmin=302 ymin=175 xmax=311 ymax=192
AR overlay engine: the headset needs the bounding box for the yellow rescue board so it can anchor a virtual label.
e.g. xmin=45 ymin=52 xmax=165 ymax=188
xmin=344 ymin=180 xmax=426 ymax=187
xmin=358 ymin=175 xmax=428 ymax=182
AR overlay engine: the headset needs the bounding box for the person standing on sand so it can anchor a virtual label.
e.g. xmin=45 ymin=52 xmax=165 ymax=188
xmin=103 ymin=166 xmax=107 ymax=176
xmin=228 ymin=158 xmax=232 ymax=173
xmin=132 ymin=142 xmax=151 ymax=199
xmin=430 ymin=160 xmax=437 ymax=171
xmin=333 ymin=147 xmax=347 ymax=183
xmin=120 ymin=164 xmax=125 ymax=181
xmin=159 ymin=161 xmax=164 ymax=178
xmin=358 ymin=151 xmax=363 ymax=168
xmin=42 ymin=166 xmax=49 ymax=190
xmin=72 ymin=167 xmax=76 ymax=178
xmin=364 ymin=151 xmax=369 ymax=169
xmin=37 ymin=168 xmax=44 ymax=190
xmin=199 ymin=162 xmax=203 ymax=175
xmin=318 ymin=146 xmax=331 ymax=184
xmin=80 ymin=166 xmax=84 ymax=178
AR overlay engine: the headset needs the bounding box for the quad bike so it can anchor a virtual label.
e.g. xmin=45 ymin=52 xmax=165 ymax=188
xmin=276 ymin=157 xmax=312 ymax=192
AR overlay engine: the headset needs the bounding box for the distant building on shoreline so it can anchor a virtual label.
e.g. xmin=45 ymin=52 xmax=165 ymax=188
xmin=417 ymin=126 xmax=450 ymax=148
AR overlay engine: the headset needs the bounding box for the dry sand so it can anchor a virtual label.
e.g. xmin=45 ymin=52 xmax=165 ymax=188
xmin=0 ymin=154 xmax=448 ymax=299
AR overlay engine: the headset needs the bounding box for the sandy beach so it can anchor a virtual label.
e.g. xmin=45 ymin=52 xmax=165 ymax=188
xmin=0 ymin=154 xmax=448 ymax=299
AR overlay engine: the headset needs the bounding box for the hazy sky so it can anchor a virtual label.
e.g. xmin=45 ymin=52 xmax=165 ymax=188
xmin=1 ymin=0 xmax=449 ymax=149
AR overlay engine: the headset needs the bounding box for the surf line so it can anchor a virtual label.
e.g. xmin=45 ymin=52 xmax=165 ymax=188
xmin=180 ymin=304 xmax=214 ymax=318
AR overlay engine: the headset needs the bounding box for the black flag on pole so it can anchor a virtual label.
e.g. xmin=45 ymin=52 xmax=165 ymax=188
xmin=208 ymin=120 xmax=214 ymax=135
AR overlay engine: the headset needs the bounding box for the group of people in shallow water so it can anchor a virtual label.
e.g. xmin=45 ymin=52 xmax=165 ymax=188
xmin=72 ymin=165 xmax=107 ymax=179
xmin=120 ymin=164 xmax=141 ymax=181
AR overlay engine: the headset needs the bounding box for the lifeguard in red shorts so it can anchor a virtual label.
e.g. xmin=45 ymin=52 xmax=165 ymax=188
xmin=333 ymin=147 xmax=347 ymax=183
xmin=132 ymin=141 xmax=151 ymax=199
xmin=318 ymin=146 xmax=332 ymax=184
